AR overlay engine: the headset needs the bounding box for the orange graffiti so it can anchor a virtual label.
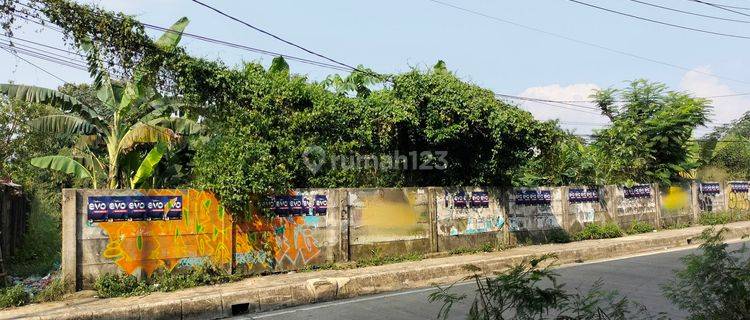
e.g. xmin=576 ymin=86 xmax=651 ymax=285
xmin=96 ymin=190 xmax=260 ymax=276
xmin=273 ymin=216 xmax=320 ymax=264
xmin=95 ymin=190 xmax=324 ymax=276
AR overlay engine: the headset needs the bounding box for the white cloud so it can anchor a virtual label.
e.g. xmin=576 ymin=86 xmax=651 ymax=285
xmin=515 ymin=83 xmax=608 ymax=134
xmin=679 ymin=66 xmax=750 ymax=136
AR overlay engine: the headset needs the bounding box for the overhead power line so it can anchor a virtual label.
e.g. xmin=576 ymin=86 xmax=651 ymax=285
xmin=142 ymin=23 xmax=352 ymax=72
xmin=11 ymin=6 xmax=353 ymax=73
xmin=190 ymin=0 xmax=382 ymax=78
xmin=426 ymin=0 xmax=750 ymax=86
xmin=685 ymin=0 xmax=750 ymax=10
xmin=495 ymin=93 xmax=600 ymax=110
xmin=629 ymin=0 xmax=750 ymax=23
xmin=1 ymin=46 xmax=67 ymax=82
xmin=567 ymin=0 xmax=750 ymax=40
xmin=686 ymin=0 xmax=750 ymax=17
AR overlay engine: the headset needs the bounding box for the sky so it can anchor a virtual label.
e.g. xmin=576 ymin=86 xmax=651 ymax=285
xmin=3 ymin=0 xmax=750 ymax=136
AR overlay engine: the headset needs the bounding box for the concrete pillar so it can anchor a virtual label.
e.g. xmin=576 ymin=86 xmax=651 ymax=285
xmin=339 ymin=189 xmax=351 ymax=263
xmin=427 ymin=187 xmax=439 ymax=253
xmin=561 ymin=186 xmax=570 ymax=232
xmin=653 ymin=184 xmax=662 ymax=229
xmin=61 ymin=189 xmax=78 ymax=292
xmin=690 ymin=181 xmax=699 ymax=224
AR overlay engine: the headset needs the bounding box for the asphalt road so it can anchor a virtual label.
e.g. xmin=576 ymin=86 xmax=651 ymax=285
xmin=239 ymin=241 xmax=749 ymax=320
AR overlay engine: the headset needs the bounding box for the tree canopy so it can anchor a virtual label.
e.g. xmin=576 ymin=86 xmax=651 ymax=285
xmin=0 ymin=0 xmax=723 ymax=214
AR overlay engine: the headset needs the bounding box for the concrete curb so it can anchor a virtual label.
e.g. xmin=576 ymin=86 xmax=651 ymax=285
xmin=4 ymin=222 xmax=750 ymax=320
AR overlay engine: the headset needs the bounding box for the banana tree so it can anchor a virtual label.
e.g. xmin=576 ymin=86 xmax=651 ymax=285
xmin=0 ymin=17 xmax=199 ymax=189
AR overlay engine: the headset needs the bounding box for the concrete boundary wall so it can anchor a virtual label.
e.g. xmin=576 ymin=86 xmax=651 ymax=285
xmin=62 ymin=181 xmax=750 ymax=290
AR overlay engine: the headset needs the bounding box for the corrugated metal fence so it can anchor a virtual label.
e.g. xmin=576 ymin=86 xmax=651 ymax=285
xmin=0 ymin=182 xmax=29 ymax=275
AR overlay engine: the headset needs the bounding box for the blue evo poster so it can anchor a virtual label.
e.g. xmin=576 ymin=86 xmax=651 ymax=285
xmin=87 ymin=195 xmax=183 ymax=222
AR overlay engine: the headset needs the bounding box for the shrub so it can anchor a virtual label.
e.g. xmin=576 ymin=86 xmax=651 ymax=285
xmin=481 ymin=242 xmax=496 ymax=252
xmin=547 ymin=227 xmax=572 ymax=243
xmin=699 ymin=212 xmax=731 ymax=225
xmin=572 ymin=223 xmax=624 ymax=241
xmin=33 ymin=278 xmax=67 ymax=303
xmin=663 ymin=228 xmax=750 ymax=319
xmin=94 ymin=273 xmax=150 ymax=298
xmin=0 ymin=285 xmax=31 ymax=309
xmin=150 ymin=264 xmax=237 ymax=292
xmin=94 ymin=263 xmax=240 ymax=298
xmin=627 ymin=220 xmax=655 ymax=235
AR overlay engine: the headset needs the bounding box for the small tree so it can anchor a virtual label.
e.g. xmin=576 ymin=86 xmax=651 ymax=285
xmin=662 ymin=228 xmax=750 ymax=319
xmin=590 ymin=80 xmax=710 ymax=184
xmin=0 ymin=18 xmax=199 ymax=189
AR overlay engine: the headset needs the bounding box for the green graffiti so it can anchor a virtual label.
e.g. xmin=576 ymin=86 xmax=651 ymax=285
xmin=136 ymin=235 xmax=143 ymax=251
xmin=203 ymin=199 xmax=212 ymax=210
xmin=196 ymin=224 xmax=204 ymax=234
xmin=218 ymin=206 xmax=225 ymax=219
xmin=275 ymin=225 xmax=285 ymax=235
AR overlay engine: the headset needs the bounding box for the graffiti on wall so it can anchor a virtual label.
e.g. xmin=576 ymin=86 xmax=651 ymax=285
xmin=728 ymin=182 xmax=750 ymax=211
xmin=91 ymin=190 xmax=329 ymax=276
xmin=437 ymin=188 xmax=504 ymax=236
xmin=234 ymin=191 xmax=329 ymax=270
xmin=234 ymin=215 xmax=325 ymax=268
xmin=568 ymin=187 xmax=603 ymax=224
xmin=348 ymin=189 xmax=430 ymax=244
xmin=617 ymin=185 xmax=656 ymax=217
xmin=508 ymin=188 xmax=562 ymax=232
xmin=93 ymin=190 xmax=235 ymax=276
xmin=698 ymin=182 xmax=722 ymax=212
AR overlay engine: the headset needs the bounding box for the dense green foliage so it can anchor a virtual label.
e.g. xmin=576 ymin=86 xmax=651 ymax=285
xmin=0 ymin=0 xmax=718 ymax=214
xmin=697 ymin=111 xmax=750 ymax=180
xmin=0 ymin=99 xmax=76 ymax=276
xmin=589 ymin=80 xmax=710 ymax=184
xmin=663 ymin=228 xmax=750 ymax=319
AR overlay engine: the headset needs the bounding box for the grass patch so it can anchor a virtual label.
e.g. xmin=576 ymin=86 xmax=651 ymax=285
xmin=94 ymin=263 xmax=239 ymax=298
xmin=32 ymin=278 xmax=67 ymax=303
xmin=626 ymin=220 xmax=655 ymax=235
xmin=572 ymin=222 xmax=623 ymax=241
xmin=356 ymin=249 xmax=424 ymax=268
xmin=0 ymin=285 xmax=30 ymax=309
xmin=448 ymin=242 xmax=497 ymax=255
xmin=699 ymin=211 xmax=750 ymax=226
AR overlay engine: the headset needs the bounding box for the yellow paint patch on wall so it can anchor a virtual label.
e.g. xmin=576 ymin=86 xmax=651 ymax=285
xmin=662 ymin=186 xmax=690 ymax=211
xmin=361 ymin=198 xmax=419 ymax=228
